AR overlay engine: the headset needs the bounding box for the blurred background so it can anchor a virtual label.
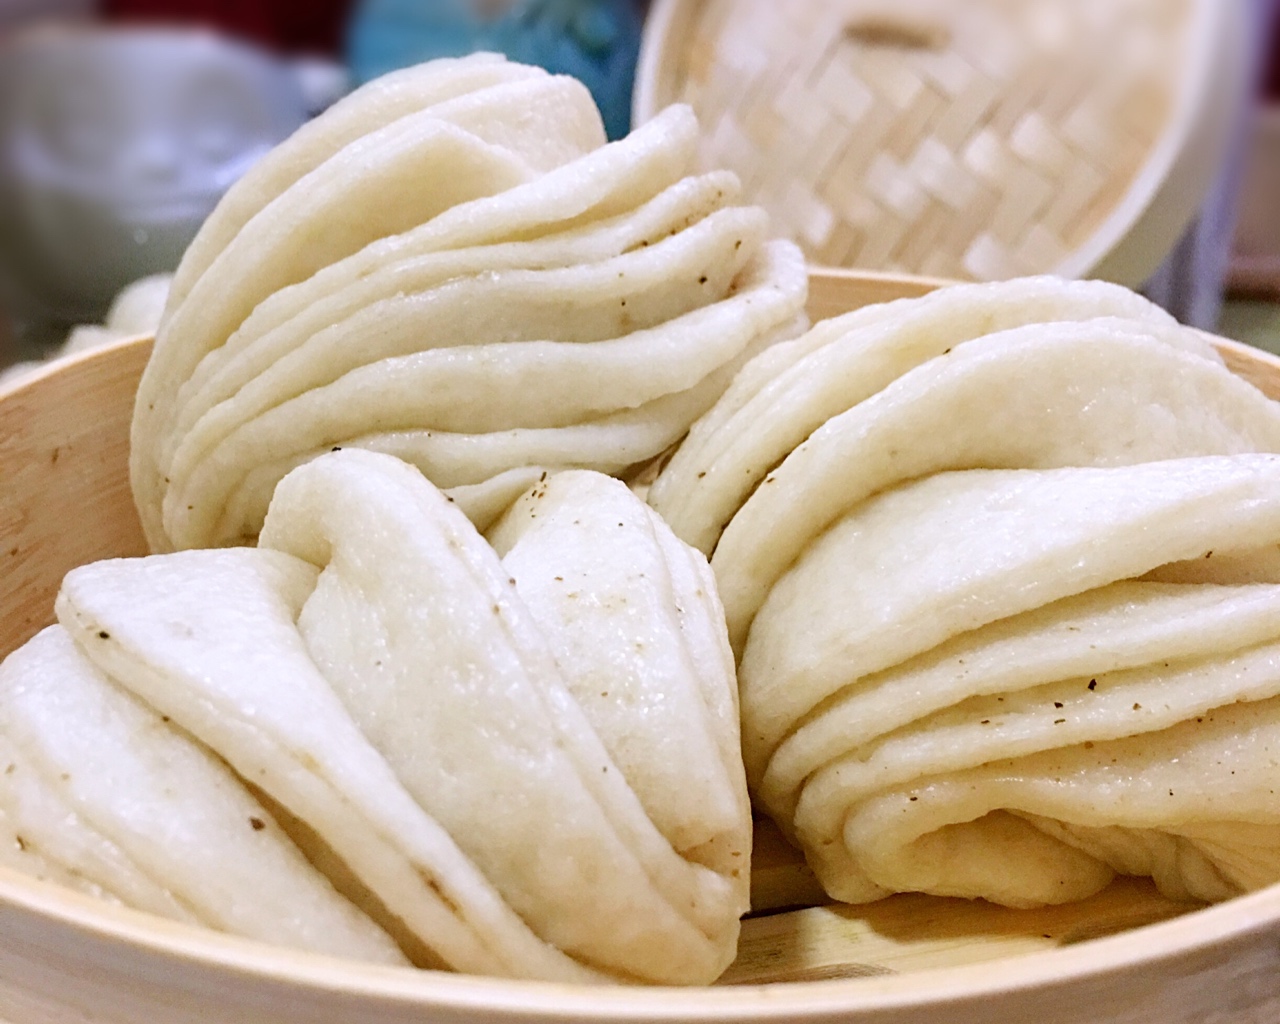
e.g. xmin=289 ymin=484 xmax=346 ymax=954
xmin=0 ymin=0 xmax=1276 ymax=379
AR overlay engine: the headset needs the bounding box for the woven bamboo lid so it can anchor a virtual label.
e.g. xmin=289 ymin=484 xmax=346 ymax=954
xmin=634 ymin=0 xmax=1239 ymax=285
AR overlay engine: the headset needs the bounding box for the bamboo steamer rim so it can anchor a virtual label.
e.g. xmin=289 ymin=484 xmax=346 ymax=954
xmin=3 ymin=840 xmax=1280 ymax=1016
xmin=3 ymin=269 xmax=1280 ymax=1018
xmin=632 ymin=0 xmax=1243 ymax=286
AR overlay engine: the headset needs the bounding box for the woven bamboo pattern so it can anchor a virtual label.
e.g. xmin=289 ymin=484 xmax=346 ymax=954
xmin=648 ymin=0 xmax=1192 ymax=280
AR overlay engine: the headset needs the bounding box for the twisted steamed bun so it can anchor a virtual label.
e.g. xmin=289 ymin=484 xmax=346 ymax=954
xmin=19 ymin=450 xmax=752 ymax=983
xmin=131 ymin=53 xmax=807 ymax=553
xmin=650 ymin=277 xmax=1280 ymax=907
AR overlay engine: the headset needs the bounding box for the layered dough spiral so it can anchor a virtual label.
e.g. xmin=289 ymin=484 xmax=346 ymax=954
xmin=131 ymin=53 xmax=807 ymax=553
xmin=5 ymin=450 xmax=749 ymax=983
xmin=650 ymin=277 xmax=1280 ymax=907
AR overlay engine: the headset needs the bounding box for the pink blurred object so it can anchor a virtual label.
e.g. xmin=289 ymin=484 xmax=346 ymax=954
xmin=102 ymin=0 xmax=354 ymax=56
xmin=1229 ymin=104 xmax=1280 ymax=297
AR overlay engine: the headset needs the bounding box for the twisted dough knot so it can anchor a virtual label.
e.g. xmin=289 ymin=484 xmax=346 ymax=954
xmin=650 ymin=278 xmax=1280 ymax=908
xmin=16 ymin=451 xmax=749 ymax=983
xmin=131 ymin=53 xmax=807 ymax=553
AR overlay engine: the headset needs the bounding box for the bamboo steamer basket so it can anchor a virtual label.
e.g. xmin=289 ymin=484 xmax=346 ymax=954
xmin=633 ymin=0 xmax=1242 ymax=286
xmin=4 ymin=269 xmax=1280 ymax=1023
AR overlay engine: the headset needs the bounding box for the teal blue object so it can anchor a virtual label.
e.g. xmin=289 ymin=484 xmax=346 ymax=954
xmin=346 ymin=0 xmax=642 ymax=140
